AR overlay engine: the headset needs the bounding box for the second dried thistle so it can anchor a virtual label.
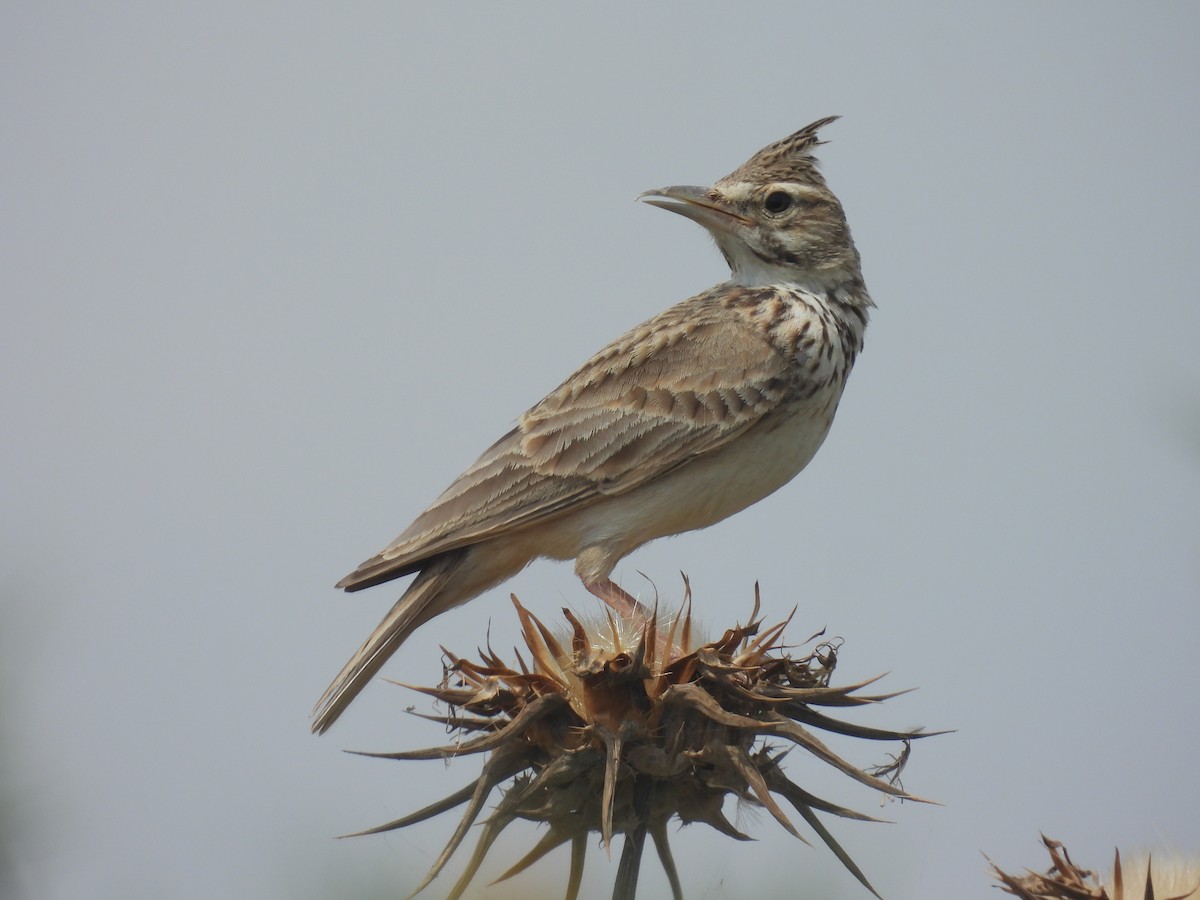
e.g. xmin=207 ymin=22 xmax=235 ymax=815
xmin=990 ymin=835 xmax=1200 ymax=900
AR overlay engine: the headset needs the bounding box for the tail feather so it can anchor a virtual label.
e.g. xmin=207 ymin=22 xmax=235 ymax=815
xmin=311 ymin=550 xmax=467 ymax=734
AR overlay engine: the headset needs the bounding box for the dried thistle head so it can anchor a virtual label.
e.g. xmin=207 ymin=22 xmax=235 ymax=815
xmin=347 ymin=585 xmax=938 ymax=899
xmin=1105 ymin=854 xmax=1200 ymax=900
xmin=989 ymin=835 xmax=1200 ymax=900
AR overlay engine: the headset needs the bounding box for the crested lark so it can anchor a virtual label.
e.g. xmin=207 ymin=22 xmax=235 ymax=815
xmin=313 ymin=117 xmax=873 ymax=733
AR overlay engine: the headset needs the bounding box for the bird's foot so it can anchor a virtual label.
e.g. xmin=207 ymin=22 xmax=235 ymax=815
xmin=582 ymin=577 xmax=682 ymax=666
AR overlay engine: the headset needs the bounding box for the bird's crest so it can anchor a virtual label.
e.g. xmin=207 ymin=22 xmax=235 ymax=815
xmin=720 ymin=116 xmax=840 ymax=187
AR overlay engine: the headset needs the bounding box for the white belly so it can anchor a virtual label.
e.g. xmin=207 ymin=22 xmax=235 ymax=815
xmin=544 ymin=404 xmax=836 ymax=580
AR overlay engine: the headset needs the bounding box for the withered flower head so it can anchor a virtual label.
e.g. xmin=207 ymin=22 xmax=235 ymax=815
xmin=346 ymin=585 xmax=938 ymax=899
xmin=990 ymin=835 xmax=1199 ymax=900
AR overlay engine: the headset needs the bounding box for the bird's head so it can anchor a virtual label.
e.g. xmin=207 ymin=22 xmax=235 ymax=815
xmin=640 ymin=116 xmax=861 ymax=289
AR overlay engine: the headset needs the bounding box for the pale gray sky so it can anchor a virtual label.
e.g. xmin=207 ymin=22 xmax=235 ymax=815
xmin=2 ymin=4 xmax=1198 ymax=899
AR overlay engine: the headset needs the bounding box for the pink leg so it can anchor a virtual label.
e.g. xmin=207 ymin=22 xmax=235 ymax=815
xmin=581 ymin=576 xmax=651 ymax=624
xmin=581 ymin=576 xmax=682 ymax=664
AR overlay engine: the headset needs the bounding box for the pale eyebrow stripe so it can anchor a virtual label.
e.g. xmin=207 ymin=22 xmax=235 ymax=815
xmin=721 ymin=181 xmax=827 ymax=200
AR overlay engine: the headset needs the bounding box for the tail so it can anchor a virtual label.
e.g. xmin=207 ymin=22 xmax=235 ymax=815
xmin=311 ymin=549 xmax=467 ymax=734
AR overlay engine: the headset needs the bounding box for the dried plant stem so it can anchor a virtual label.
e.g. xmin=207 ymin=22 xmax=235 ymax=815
xmin=613 ymin=775 xmax=655 ymax=900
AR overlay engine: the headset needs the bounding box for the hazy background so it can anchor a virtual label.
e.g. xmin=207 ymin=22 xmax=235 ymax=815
xmin=3 ymin=4 xmax=1198 ymax=898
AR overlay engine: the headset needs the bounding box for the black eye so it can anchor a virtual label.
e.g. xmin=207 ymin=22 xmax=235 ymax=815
xmin=763 ymin=191 xmax=792 ymax=214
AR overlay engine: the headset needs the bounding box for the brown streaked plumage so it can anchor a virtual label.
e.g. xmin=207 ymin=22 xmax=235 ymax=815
xmin=313 ymin=117 xmax=874 ymax=733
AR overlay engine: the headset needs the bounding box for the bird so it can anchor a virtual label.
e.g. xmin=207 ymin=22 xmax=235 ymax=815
xmin=313 ymin=116 xmax=874 ymax=734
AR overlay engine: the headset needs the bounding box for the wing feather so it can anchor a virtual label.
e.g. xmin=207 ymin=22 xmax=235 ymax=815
xmin=338 ymin=294 xmax=795 ymax=590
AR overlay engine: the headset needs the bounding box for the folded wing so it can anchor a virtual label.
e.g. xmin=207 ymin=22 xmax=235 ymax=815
xmin=337 ymin=297 xmax=793 ymax=591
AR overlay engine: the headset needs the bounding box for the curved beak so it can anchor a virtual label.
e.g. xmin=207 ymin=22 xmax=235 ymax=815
xmin=637 ymin=185 xmax=749 ymax=232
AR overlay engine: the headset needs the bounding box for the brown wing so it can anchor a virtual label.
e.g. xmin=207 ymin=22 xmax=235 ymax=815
xmin=338 ymin=293 xmax=792 ymax=590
